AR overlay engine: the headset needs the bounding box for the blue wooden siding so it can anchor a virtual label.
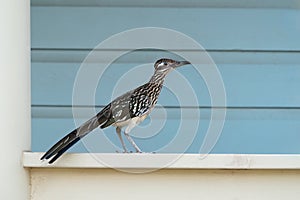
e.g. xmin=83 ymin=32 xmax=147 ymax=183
xmin=31 ymin=3 xmax=300 ymax=153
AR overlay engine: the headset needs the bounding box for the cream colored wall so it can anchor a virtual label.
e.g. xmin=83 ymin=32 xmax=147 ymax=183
xmin=30 ymin=168 xmax=300 ymax=200
xmin=0 ymin=1 xmax=30 ymax=200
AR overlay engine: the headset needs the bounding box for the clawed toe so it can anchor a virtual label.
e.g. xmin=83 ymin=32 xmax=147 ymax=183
xmin=116 ymin=150 xmax=150 ymax=154
xmin=116 ymin=150 xmax=128 ymax=153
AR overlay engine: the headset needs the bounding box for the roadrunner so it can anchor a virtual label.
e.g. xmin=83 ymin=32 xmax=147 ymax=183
xmin=41 ymin=58 xmax=190 ymax=163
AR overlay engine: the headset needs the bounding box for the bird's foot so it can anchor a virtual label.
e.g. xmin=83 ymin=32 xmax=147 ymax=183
xmin=116 ymin=150 xmax=155 ymax=154
xmin=115 ymin=150 xmax=129 ymax=153
xmin=140 ymin=151 xmax=156 ymax=154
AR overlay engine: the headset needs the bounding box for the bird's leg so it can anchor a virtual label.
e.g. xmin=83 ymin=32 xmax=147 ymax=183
xmin=116 ymin=127 xmax=128 ymax=153
xmin=124 ymin=131 xmax=142 ymax=153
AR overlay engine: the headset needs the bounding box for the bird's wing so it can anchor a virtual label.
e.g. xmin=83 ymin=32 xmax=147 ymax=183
xmin=101 ymin=84 xmax=152 ymax=128
xmin=99 ymin=90 xmax=132 ymax=128
xmin=129 ymin=92 xmax=151 ymax=117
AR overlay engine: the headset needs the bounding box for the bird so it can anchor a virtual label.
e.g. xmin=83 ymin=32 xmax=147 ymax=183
xmin=41 ymin=58 xmax=191 ymax=164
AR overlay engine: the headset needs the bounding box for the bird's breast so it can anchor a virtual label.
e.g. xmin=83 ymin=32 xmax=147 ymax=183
xmin=112 ymin=113 xmax=149 ymax=128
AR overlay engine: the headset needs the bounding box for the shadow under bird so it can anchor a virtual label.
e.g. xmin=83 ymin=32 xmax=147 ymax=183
xmin=41 ymin=58 xmax=191 ymax=164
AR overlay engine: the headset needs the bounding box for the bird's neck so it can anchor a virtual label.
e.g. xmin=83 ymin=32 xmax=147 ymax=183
xmin=146 ymin=71 xmax=167 ymax=106
xmin=149 ymin=70 xmax=170 ymax=85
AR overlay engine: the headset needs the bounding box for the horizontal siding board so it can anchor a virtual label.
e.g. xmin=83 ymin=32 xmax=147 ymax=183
xmin=32 ymin=62 xmax=300 ymax=107
xmin=31 ymin=0 xmax=300 ymax=9
xmin=31 ymin=7 xmax=300 ymax=50
xmin=32 ymin=111 xmax=300 ymax=153
xmin=32 ymin=106 xmax=300 ymax=120
xmin=32 ymin=106 xmax=300 ymax=154
xmin=31 ymin=49 xmax=300 ymax=64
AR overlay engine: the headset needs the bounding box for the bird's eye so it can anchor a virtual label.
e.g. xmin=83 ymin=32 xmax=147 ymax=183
xmin=164 ymin=62 xmax=167 ymax=65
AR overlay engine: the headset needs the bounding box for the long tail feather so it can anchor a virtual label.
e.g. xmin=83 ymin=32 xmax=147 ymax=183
xmin=41 ymin=105 xmax=111 ymax=163
xmin=41 ymin=129 xmax=79 ymax=163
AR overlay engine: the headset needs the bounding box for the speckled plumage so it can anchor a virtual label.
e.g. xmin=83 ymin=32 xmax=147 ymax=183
xmin=41 ymin=58 xmax=190 ymax=163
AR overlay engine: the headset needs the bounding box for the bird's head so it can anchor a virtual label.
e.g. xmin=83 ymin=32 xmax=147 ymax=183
xmin=154 ymin=58 xmax=190 ymax=72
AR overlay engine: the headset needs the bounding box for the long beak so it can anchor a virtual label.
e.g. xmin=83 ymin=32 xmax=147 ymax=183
xmin=174 ymin=60 xmax=191 ymax=68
